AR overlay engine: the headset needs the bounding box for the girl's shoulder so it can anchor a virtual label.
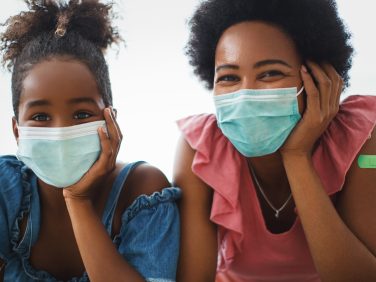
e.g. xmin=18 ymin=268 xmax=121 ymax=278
xmin=108 ymin=162 xmax=181 ymax=236
xmin=0 ymin=156 xmax=38 ymax=261
xmin=0 ymin=155 xmax=33 ymax=199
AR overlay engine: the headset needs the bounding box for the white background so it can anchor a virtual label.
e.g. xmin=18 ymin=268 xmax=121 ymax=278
xmin=1 ymin=1 xmax=375 ymax=180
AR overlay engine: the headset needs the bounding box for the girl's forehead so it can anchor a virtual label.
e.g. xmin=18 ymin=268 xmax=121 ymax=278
xmin=21 ymin=59 xmax=101 ymax=100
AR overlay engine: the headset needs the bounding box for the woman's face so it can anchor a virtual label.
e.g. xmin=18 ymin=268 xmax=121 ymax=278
xmin=214 ymin=21 xmax=305 ymax=111
xmin=15 ymin=58 xmax=106 ymax=129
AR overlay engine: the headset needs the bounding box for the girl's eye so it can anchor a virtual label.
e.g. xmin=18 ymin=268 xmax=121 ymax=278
xmin=216 ymin=75 xmax=240 ymax=83
xmin=258 ymin=70 xmax=285 ymax=80
xmin=31 ymin=114 xmax=51 ymax=121
xmin=74 ymin=112 xmax=92 ymax=119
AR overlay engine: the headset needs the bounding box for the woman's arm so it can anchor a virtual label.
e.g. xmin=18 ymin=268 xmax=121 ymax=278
xmin=173 ymin=136 xmax=218 ymax=282
xmin=281 ymin=62 xmax=376 ymax=281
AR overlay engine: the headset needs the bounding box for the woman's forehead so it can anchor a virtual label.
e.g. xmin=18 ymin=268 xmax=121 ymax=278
xmin=215 ymin=21 xmax=300 ymax=64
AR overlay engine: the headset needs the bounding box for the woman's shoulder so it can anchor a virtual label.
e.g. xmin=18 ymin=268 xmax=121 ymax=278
xmin=313 ymin=95 xmax=376 ymax=195
xmin=177 ymin=114 xmax=218 ymax=146
xmin=338 ymin=94 xmax=376 ymax=119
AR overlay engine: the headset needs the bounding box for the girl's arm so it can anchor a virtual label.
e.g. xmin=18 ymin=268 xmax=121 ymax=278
xmin=0 ymin=259 xmax=4 ymax=282
xmin=63 ymin=108 xmax=144 ymax=281
xmin=65 ymin=197 xmax=145 ymax=281
xmin=63 ymin=108 xmax=179 ymax=281
xmin=173 ymin=136 xmax=218 ymax=282
xmin=281 ymin=62 xmax=376 ymax=281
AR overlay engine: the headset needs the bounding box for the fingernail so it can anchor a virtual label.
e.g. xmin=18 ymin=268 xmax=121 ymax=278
xmin=301 ymin=65 xmax=308 ymax=73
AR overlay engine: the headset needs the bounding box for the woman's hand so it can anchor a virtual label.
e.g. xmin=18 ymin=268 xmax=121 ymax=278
xmin=63 ymin=107 xmax=122 ymax=201
xmin=280 ymin=61 xmax=343 ymax=158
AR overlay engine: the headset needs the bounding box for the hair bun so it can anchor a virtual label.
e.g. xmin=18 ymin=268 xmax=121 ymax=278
xmin=55 ymin=0 xmax=120 ymax=49
xmin=1 ymin=0 xmax=121 ymax=68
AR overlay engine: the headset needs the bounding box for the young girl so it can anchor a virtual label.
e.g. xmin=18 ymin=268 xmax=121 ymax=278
xmin=174 ymin=0 xmax=376 ymax=281
xmin=0 ymin=1 xmax=180 ymax=281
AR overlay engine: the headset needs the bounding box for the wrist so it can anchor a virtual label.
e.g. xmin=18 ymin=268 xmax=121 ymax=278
xmin=281 ymin=150 xmax=313 ymax=167
xmin=64 ymin=192 xmax=93 ymax=206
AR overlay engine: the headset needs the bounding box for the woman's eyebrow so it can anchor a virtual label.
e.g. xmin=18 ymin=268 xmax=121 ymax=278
xmin=215 ymin=64 xmax=239 ymax=73
xmin=253 ymin=59 xmax=292 ymax=69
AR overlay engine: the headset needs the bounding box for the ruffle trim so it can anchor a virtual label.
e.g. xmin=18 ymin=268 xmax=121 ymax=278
xmin=178 ymin=114 xmax=244 ymax=261
xmin=177 ymin=95 xmax=376 ymax=262
xmin=114 ymin=187 xmax=181 ymax=246
xmin=312 ymin=95 xmax=376 ymax=196
xmin=9 ymin=161 xmax=33 ymax=257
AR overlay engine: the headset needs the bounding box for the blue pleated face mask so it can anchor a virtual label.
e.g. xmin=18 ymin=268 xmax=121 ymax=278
xmin=16 ymin=120 xmax=106 ymax=188
xmin=214 ymin=86 xmax=304 ymax=157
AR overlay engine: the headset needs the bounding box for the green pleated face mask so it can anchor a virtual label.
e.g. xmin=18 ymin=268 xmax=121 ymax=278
xmin=214 ymin=87 xmax=304 ymax=157
xmin=16 ymin=120 xmax=105 ymax=188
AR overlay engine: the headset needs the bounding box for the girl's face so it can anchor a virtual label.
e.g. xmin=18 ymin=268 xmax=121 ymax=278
xmin=15 ymin=58 xmax=106 ymax=129
xmin=214 ymin=21 xmax=305 ymax=112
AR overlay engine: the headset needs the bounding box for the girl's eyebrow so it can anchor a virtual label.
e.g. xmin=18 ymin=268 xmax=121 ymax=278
xmin=68 ymin=97 xmax=97 ymax=105
xmin=215 ymin=64 xmax=239 ymax=73
xmin=253 ymin=59 xmax=292 ymax=69
xmin=25 ymin=99 xmax=51 ymax=110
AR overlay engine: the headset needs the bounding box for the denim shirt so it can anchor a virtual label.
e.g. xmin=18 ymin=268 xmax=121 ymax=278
xmin=0 ymin=156 xmax=181 ymax=282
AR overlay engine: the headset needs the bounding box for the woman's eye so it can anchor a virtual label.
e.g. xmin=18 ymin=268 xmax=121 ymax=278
xmin=258 ymin=70 xmax=285 ymax=80
xmin=74 ymin=112 xmax=92 ymax=119
xmin=31 ymin=114 xmax=51 ymax=121
xmin=216 ymin=75 xmax=240 ymax=83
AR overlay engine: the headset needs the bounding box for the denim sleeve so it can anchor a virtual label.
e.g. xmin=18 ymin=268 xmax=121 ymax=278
xmin=0 ymin=195 xmax=10 ymax=261
xmin=0 ymin=156 xmax=30 ymax=261
xmin=114 ymin=187 xmax=181 ymax=282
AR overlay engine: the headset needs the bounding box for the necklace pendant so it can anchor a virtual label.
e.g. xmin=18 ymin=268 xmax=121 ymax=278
xmin=275 ymin=211 xmax=279 ymax=218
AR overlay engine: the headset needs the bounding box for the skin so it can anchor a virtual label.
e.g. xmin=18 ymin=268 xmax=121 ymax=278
xmin=0 ymin=58 xmax=170 ymax=282
xmin=174 ymin=21 xmax=376 ymax=282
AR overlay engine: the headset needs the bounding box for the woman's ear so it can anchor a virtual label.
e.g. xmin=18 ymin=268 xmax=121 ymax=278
xmin=12 ymin=117 xmax=19 ymax=144
xmin=112 ymin=108 xmax=117 ymax=119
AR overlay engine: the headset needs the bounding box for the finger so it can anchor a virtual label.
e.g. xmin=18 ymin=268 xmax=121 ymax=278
xmin=322 ymin=64 xmax=342 ymax=108
xmin=301 ymin=65 xmax=321 ymax=117
xmin=104 ymin=108 xmax=121 ymax=153
xmin=74 ymin=127 xmax=113 ymax=189
xmin=110 ymin=107 xmax=123 ymax=141
xmin=103 ymin=108 xmax=121 ymax=167
xmin=95 ymin=126 xmax=114 ymax=173
xmin=306 ymin=61 xmax=331 ymax=115
xmin=321 ymin=64 xmax=342 ymax=114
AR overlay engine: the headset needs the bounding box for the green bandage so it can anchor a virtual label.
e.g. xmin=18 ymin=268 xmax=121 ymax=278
xmin=358 ymin=155 xmax=376 ymax=168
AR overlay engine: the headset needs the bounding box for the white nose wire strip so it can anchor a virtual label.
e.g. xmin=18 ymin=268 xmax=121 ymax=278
xmin=18 ymin=120 xmax=106 ymax=140
xmin=214 ymin=86 xmax=305 ymax=108
xmin=215 ymin=94 xmax=297 ymax=108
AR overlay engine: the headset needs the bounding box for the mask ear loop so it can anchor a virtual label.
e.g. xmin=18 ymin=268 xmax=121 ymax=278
xmin=296 ymin=86 xmax=305 ymax=96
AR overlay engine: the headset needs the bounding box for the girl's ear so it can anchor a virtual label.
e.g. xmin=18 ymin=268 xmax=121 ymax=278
xmin=12 ymin=117 xmax=19 ymax=144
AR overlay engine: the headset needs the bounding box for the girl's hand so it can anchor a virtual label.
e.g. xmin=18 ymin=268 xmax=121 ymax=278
xmin=280 ymin=61 xmax=343 ymax=158
xmin=63 ymin=107 xmax=122 ymax=201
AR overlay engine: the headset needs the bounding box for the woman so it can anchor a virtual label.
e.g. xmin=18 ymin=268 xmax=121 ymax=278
xmin=0 ymin=1 xmax=180 ymax=281
xmin=174 ymin=0 xmax=376 ymax=281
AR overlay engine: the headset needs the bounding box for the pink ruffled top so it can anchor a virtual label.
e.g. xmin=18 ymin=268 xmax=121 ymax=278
xmin=177 ymin=95 xmax=376 ymax=281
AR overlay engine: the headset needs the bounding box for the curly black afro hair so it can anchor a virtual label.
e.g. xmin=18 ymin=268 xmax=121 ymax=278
xmin=186 ymin=0 xmax=354 ymax=90
xmin=0 ymin=0 xmax=122 ymax=119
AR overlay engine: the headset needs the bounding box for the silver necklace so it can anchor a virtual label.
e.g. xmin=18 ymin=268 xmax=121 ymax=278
xmin=250 ymin=166 xmax=292 ymax=218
